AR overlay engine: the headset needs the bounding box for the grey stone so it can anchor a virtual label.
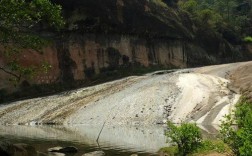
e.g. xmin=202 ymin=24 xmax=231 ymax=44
xmin=48 ymin=152 xmax=66 ymax=156
xmin=82 ymin=151 xmax=105 ymax=156
xmin=0 ymin=142 xmax=37 ymax=156
xmin=48 ymin=146 xmax=78 ymax=153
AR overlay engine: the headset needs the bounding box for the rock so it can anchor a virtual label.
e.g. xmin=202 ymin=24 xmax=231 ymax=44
xmin=48 ymin=146 xmax=78 ymax=153
xmin=0 ymin=141 xmax=14 ymax=156
xmin=37 ymin=151 xmax=48 ymax=156
xmin=82 ymin=151 xmax=105 ymax=156
xmin=13 ymin=143 xmax=37 ymax=156
xmin=48 ymin=152 xmax=66 ymax=156
xmin=0 ymin=142 xmax=37 ymax=156
xmin=130 ymin=154 xmax=138 ymax=156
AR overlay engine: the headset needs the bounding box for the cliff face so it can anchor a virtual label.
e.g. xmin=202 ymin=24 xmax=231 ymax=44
xmin=0 ymin=0 xmax=251 ymax=94
xmin=56 ymin=34 xmax=188 ymax=81
xmin=0 ymin=34 xmax=187 ymax=86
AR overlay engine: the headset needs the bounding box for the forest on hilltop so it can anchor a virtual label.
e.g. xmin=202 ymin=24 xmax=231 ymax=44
xmin=178 ymin=0 xmax=252 ymax=42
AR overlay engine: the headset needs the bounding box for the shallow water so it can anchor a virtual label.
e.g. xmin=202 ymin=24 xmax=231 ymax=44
xmin=0 ymin=125 xmax=170 ymax=156
xmin=0 ymin=124 xmax=220 ymax=156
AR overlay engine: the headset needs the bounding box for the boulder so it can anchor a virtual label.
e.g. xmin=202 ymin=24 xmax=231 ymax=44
xmin=48 ymin=152 xmax=66 ymax=156
xmin=0 ymin=141 xmax=14 ymax=156
xmin=82 ymin=151 xmax=105 ymax=156
xmin=13 ymin=143 xmax=37 ymax=156
xmin=48 ymin=146 xmax=78 ymax=153
xmin=0 ymin=142 xmax=37 ymax=156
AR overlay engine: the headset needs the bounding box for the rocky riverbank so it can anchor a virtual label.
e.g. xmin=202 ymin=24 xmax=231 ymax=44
xmin=1 ymin=61 xmax=251 ymax=126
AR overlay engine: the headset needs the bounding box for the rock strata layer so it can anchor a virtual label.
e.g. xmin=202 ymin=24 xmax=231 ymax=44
xmin=1 ymin=62 xmax=250 ymax=126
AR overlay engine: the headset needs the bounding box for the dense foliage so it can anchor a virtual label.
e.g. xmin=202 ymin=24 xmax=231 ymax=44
xmin=178 ymin=0 xmax=252 ymax=37
xmin=166 ymin=122 xmax=202 ymax=155
xmin=220 ymin=99 xmax=252 ymax=156
xmin=0 ymin=0 xmax=64 ymax=84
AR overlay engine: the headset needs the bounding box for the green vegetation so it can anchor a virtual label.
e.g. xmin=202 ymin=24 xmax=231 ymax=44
xmin=160 ymin=146 xmax=179 ymax=156
xmin=243 ymin=36 xmax=252 ymax=42
xmin=220 ymin=98 xmax=252 ymax=156
xmin=160 ymin=139 xmax=230 ymax=156
xmin=178 ymin=0 xmax=251 ymax=36
xmin=194 ymin=140 xmax=230 ymax=155
xmin=162 ymin=122 xmax=231 ymax=156
xmin=162 ymin=97 xmax=252 ymax=156
xmin=166 ymin=122 xmax=202 ymax=155
xmin=0 ymin=0 xmax=64 ymax=84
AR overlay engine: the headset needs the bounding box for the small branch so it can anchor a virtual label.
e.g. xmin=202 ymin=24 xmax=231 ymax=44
xmin=0 ymin=66 xmax=21 ymax=81
xmin=96 ymin=121 xmax=106 ymax=147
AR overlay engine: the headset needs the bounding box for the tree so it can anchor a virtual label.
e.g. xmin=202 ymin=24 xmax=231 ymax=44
xmin=178 ymin=0 xmax=251 ymax=34
xmin=220 ymin=99 xmax=252 ymax=156
xmin=166 ymin=122 xmax=202 ymax=156
xmin=0 ymin=0 xmax=64 ymax=85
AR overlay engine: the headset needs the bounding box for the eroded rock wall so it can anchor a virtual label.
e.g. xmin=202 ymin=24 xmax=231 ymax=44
xmin=65 ymin=34 xmax=187 ymax=81
xmin=0 ymin=34 xmax=187 ymax=88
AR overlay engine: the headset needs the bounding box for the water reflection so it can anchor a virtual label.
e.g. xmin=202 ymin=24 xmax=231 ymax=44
xmin=69 ymin=125 xmax=168 ymax=152
xmin=0 ymin=124 xmax=219 ymax=155
xmin=0 ymin=125 xmax=169 ymax=155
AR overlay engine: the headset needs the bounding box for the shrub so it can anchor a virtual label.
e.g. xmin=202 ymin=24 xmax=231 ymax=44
xmin=243 ymin=36 xmax=252 ymax=42
xmin=220 ymin=99 xmax=252 ymax=156
xmin=166 ymin=122 xmax=202 ymax=156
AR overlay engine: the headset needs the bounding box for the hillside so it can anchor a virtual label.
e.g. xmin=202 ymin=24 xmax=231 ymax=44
xmin=0 ymin=0 xmax=252 ymax=102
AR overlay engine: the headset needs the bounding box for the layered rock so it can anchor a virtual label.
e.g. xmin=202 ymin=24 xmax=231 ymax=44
xmin=0 ymin=0 xmax=251 ymax=95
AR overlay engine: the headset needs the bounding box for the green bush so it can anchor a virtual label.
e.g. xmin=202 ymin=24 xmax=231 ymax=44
xmin=243 ymin=36 xmax=252 ymax=43
xmin=166 ymin=122 xmax=202 ymax=156
xmin=220 ymin=99 xmax=252 ymax=156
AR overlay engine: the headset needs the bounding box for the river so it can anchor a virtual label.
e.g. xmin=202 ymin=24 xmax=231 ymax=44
xmin=0 ymin=125 xmax=169 ymax=156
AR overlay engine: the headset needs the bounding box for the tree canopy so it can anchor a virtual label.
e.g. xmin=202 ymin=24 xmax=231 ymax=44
xmin=178 ymin=0 xmax=252 ymax=36
xmin=0 ymin=0 xmax=64 ymax=84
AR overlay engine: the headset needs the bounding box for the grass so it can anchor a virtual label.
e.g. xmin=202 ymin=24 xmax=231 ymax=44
xmin=160 ymin=140 xmax=232 ymax=156
xmin=160 ymin=146 xmax=179 ymax=156
xmin=193 ymin=140 xmax=231 ymax=155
